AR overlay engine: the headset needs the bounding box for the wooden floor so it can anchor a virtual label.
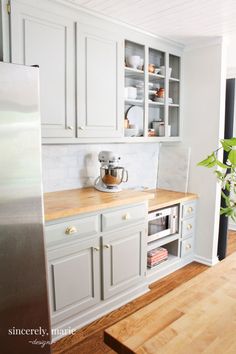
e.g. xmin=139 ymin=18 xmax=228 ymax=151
xmin=52 ymin=231 xmax=236 ymax=354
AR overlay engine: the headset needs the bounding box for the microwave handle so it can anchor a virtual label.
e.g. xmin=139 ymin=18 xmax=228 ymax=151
xmin=170 ymin=214 xmax=178 ymax=233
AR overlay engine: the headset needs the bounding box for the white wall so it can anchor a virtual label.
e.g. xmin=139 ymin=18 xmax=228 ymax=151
xmin=227 ymin=33 xmax=236 ymax=78
xmin=182 ymin=40 xmax=227 ymax=265
xmin=42 ymin=143 xmax=159 ymax=192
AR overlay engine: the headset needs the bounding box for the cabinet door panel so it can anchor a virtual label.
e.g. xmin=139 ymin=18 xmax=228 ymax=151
xmin=76 ymin=23 xmax=123 ymax=138
xmin=10 ymin=2 xmax=75 ymax=137
xmin=48 ymin=237 xmax=100 ymax=323
xmin=102 ymin=225 xmax=146 ymax=299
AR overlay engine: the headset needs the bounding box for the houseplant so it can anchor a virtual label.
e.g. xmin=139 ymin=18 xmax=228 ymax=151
xmin=198 ymin=138 xmax=236 ymax=220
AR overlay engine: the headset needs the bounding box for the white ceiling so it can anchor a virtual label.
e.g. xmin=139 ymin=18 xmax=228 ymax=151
xmin=63 ymin=0 xmax=236 ymax=45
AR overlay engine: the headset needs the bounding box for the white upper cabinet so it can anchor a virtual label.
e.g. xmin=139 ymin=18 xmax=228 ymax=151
xmin=6 ymin=0 xmax=183 ymax=143
xmin=10 ymin=2 xmax=75 ymax=138
xmin=76 ymin=23 xmax=123 ymax=138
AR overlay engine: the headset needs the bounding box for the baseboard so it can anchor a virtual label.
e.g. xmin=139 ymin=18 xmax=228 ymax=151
xmin=229 ymin=222 xmax=236 ymax=231
xmin=194 ymin=254 xmax=219 ymax=266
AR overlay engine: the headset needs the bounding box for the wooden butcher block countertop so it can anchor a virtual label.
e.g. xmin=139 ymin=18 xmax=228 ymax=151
xmin=44 ymin=187 xmax=154 ymax=222
xmin=148 ymin=188 xmax=198 ymax=212
xmin=44 ymin=188 xmax=198 ymax=222
xmin=104 ymin=252 xmax=236 ymax=353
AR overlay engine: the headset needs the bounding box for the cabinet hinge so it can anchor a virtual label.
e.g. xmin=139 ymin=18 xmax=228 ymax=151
xmin=6 ymin=1 xmax=11 ymax=14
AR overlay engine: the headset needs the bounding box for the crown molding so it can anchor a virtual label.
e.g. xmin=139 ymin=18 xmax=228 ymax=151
xmin=51 ymin=0 xmax=185 ymax=49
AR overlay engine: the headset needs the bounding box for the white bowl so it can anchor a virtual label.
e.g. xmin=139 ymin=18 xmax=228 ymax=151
xmin=154 ymin=97 xmax=164 ymax=103
xmin=124 ymin=128 xmax=138 ymax=137
xmin=160 ymin=66 xmax=172 ymax=77
xmin=124 ymin=87 xmax=137 ymax=100
xmin=126 ymin=55 xmax=141 ymax=69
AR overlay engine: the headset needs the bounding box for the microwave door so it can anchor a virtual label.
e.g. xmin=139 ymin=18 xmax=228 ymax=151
xmin=148 ymin=228 xmax=172 ymax=242
xmin=148 ymin=212 xmax=172 ymax=242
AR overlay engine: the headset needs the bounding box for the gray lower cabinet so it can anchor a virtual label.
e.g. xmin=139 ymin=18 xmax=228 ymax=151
xmin=102 ymin=225 xmax=146 ymax=299
xmin=47 ymin=237 xmax=100 ymax=324
xmin=46 ymin=203 xmax=148 ymax=329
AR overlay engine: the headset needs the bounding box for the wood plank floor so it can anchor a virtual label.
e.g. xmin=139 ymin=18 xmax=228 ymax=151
xmin=52 ymin=231 xmax=236 ymax=354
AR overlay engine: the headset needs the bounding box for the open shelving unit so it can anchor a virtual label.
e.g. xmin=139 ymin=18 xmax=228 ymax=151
xmin=147 ymin=239 xmax=180 ymax=276
xmin=124 ymin=40 xmax=181 ymax=141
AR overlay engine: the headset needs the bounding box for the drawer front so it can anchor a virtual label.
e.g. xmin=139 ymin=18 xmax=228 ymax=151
xmin=46 ymin=215 xmax=100 ymax=245
xmin=182 ymin=217 xmax=195 ymax=238
xmin=182 ymin=201 xmax=196 ymax=219
xmin=102 ymin=204 xmax=147 ymax=232
xmin=181 ymin=237 xmax=194 ymax=258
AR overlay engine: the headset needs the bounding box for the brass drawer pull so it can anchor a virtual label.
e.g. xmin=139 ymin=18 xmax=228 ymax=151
xmin=65 ymin=226 xmax=77 ymax=235
xmin=93 ymin=247 xmax=100 ymax=251
xmin=187 ymin=206 xmax=193 ymax=213
xmin=104 ymin=244 xmax=110 ymax=249
xmin=123 ymin=213 xmax=131 ymax=220
xmin=187 ymin=224 xmax=193 ymax=231
xmin=185 ymin=244 xmax=192 ymax=250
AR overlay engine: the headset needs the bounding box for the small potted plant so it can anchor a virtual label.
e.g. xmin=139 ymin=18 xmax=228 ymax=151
xmin=198 ymin=138 xmax=236 ymax=220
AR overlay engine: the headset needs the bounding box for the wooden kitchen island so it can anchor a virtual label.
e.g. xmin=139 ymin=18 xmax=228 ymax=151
xmin=104 ymin=252 xmax=236 ymax=354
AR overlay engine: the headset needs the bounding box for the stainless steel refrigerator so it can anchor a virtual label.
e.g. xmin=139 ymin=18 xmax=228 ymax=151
xmin=0 ymin=62 xmax=51 ymax=353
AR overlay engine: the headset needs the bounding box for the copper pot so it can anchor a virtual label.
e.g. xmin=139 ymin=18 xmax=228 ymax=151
xmin=148 ymin=64 xmax=155 ymax=73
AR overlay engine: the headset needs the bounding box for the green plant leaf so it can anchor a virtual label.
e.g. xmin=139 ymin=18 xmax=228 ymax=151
xmin=228 ymin=149 xmax=236 ymax=165
xmin=222 ymin=138 xmax=236 ymax=146
xmin=221 ymin=140 xmax=231 ymax=152
xmin=197 ymin=153 xmax=215 ymax=167
xmin=216 ymin=160 xmax=228 ymax=169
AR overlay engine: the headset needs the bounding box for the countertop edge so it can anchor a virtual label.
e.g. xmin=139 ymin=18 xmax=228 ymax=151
xmin=44 ymin=192 xmax=155 ymax=222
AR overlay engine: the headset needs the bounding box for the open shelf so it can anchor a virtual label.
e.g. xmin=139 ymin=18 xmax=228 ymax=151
xmin=147 ymin=239 xmax=180 ymax=274
xmin=169 ymin=77 xmax=180 ymax=82
xmin=125 ymin=67 xmax=144 ymax=79
xmin=125 ymin=99 xmax=143 ymax=105
xmin=169 ymin=103 xmax=180 ymax=107
xmin=149 ymin=101 xmax=164 ymax=106
xmin=123 ymin=40 xmax=181 ymax=140
xmin=147 ymin=254 xmax=180 ymax=274
xmin=148 ymin=73 xmax=165 ymax=82
xmin=147 ymin=234 xmax=180 ymax=251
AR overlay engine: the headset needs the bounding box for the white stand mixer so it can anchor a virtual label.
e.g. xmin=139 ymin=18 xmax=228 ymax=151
xmin=94 ymin=151 xmax=128 ymax=193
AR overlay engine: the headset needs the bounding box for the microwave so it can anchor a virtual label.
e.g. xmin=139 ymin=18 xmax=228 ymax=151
xmin=148 ymin=205 xmax=179 ymax=243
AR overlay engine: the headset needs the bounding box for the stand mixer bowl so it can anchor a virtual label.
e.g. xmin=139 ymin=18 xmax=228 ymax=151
xmin=100 ymin=166 xmax=128 ymax=187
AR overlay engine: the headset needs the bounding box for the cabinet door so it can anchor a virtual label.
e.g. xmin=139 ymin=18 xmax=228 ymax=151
xmin=76 ymin=22 xmax=123 ymax=138
xmin=102 ymin=225 xmax=146 ymax=299
xmin=47 ymin=237 xmax=100 ymax=323
xmin=10 ymin=2 xmax=75 ymax=138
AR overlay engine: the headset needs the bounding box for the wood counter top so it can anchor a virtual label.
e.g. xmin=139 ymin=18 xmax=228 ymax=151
xmin=147 ymin=189 xmax=198 ymax=211
xmin=44 ymin=188 xmax=198 ymax=222
xmin=104 ymin=252 xmax=236 ymax=353
xmin=44 ymin=187 xmax=154 ymax=222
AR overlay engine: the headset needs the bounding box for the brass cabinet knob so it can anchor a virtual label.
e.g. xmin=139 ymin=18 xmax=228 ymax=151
xmin=67 ymin=126 xmax=73 ymax=130
xmin=78 ymin=126 xmax=84 ymax=130
xmin=123 ymin=213 xmax=131 ymax=220
xmin=104 ymin=244 xmax=110 ymax=249
xmin=187 ymin=224 xmax=192 ymax=231
xmin=65 ymin=226 xmax=77 ymax=235
xmin=93 ymin=247 xmax=100 ymax=251
xmin=185 ymin=243 xmax=192 ymax=250
xmin=187 ymin=207 xmax=193 ymax=213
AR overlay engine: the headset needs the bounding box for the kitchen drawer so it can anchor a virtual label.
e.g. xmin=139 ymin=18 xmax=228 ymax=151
xmin=181 ymin=237 xmax=194 ymax=258
xmin=45 ymin=215 xmax=100 ymax=245
xmin=182 ymin=201 xmax=196 ymax=219
xmin=102 ymin=204 xmax=147 ymax=232
xmin=182 ymin=217 xmax=195 ymax=238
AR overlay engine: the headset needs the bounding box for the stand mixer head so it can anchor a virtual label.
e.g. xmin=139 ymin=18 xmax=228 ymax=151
xmin=94 ymin=151 xmax=128 ymax=193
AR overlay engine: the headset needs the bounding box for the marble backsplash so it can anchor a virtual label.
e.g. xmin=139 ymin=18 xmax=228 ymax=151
xmin=42 ymin=143 xmax=160 ymax=193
